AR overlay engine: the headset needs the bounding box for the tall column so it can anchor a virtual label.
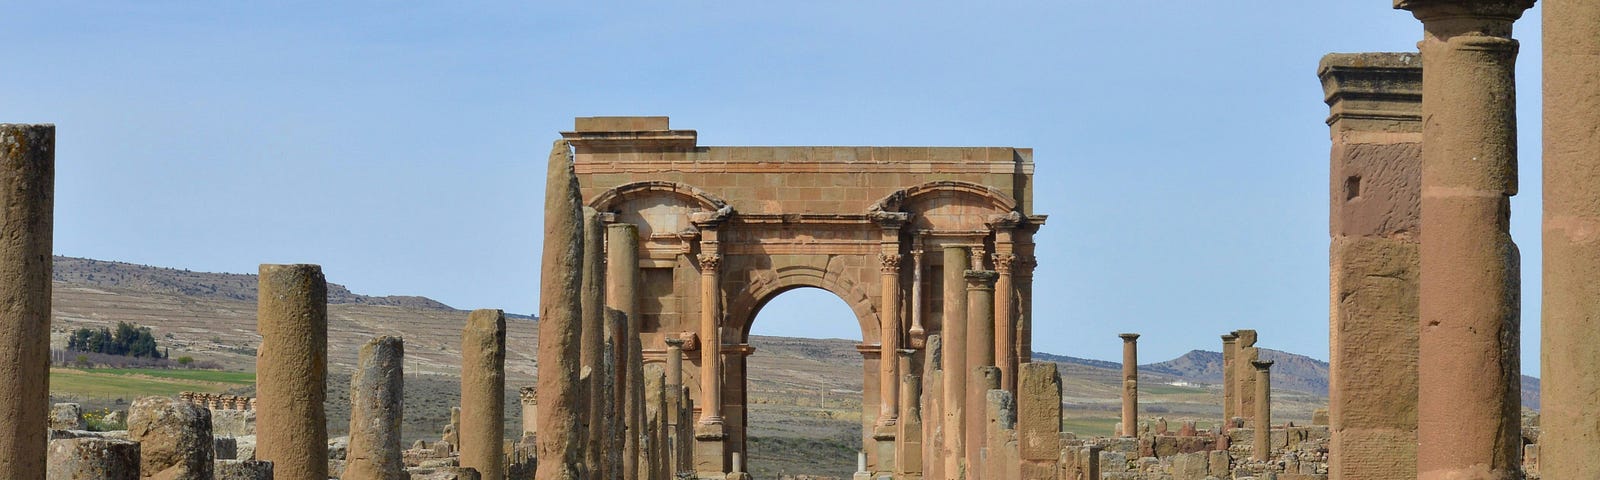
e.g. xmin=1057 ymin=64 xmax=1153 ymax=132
xmin=693 ymin=213 xmax=728 ymax=476
xmin=964 ymin=269 xmax=998 ymax=478
xmin=256 ymin=264 xmax=328 ymax=480
xmin=607 ymin=223 xmax=645 ymax=480
xmin=1015 ymin=219 xmax=1041 ymax=365
xmin=940 ymin=246 xmax=970 ymax=478
xmin=536 ymin=139 xmax=584 ymax=480
xmin=923 ymin=335 xmax=945 ymax=480
xmin=0 ymin=124 xmax=51 ymax=480
xmin=988 ymin=213 xmax=1020 ymax=395
xmin=1395 ymin=2 xmax=1533 ymax=478
xmin=877 ymin=249 xmax=904 ymax=434
xmin=1221 ymin=333 xmax=1238 ymax=426
xmin=1320 ymin=52 xmax=1423 ymax=480
xmin=1543 ymin=0 xmax=1600 ymax=476
xmin=519 ymin=387 xmax=537 ymax=443
xmin=909 ymin=239 xmax=927 ymax=349
xmin=894 ymin=350 xmax=923 ymax=478
xmin=1234 ymin=330 xmax=1259 ymax=426
xmin=461 ymin=309 xmax=506 ymax=480
xmin=1252 ymin=360 xmax=1274 ymax=461
xmin=1119 ymin=334 xmax=1139 ymax=438
xmin=873 ymin=212 xmax=907 ymax=441
xmin=580 ymin=208 xmax=605 ymax=478
xmin=346 ymin=335 xmax=405 ymax=480
xmin=664 ymin=338 xmax=685 ymax=478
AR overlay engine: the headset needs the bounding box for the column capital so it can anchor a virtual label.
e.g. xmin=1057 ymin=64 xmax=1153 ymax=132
xmin=519 ymin=386 xmax=537 ymax=405
xmin=1395 ymin=0 xmax=1534 ymax=21
xmin=1119 ymin=333 xmax=1140 ymax=342
xmin=991 ymin=253 xmax=1017 ymax=274
xmin=663 ymin=337 xmax=685 ymax=349
xmin=697 ymin=253 xmax=721 ymax=273
xmin=1251 ymin=360 xmax=1275 ymax=371
xmin=964 ymin=269 xmax=998 ymax=288
xmin=1318 ymin=52 xmax=1422 ymax=130
xmin=878 ymin=253 xmax=903 ymax=274
xmin=1222 ymin=333 xmax=1238 ymax=343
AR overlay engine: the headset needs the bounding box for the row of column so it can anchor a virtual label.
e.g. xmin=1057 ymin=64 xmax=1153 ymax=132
xmin=1325 ymin=1 xmax=1600 ymax=478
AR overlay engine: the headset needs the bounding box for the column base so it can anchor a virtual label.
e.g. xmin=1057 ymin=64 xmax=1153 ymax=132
xmin=695 ymin=421 xmax=727 ymax=478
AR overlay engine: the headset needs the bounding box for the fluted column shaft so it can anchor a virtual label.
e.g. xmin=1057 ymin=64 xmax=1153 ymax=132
xmin=993 ymin=254 xmax=1016 ymax=394
xmin=878 ymin=253 xmax=903 ymax=432
xmin=1397 ymin=1 xmax=1533 ymax=478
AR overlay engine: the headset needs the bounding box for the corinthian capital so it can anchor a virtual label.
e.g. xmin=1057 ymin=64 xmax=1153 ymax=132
xmin=879 ymin=253 xmax=903 ymax=274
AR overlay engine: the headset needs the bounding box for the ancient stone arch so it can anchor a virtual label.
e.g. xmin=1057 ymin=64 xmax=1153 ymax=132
xmin=563 ymin=116 xmax=1044 ymax=476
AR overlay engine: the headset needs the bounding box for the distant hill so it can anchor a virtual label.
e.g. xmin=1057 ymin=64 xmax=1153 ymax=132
xmin=53 ymin=256 xmax=456 ymax=310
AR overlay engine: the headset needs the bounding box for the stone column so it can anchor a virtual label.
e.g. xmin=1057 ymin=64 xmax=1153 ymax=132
xmin=1119 ymin=334 xmax=1139 ymax=438
xmin=993 ymin=254 xmax=1016 ymax=394
xmin=462 ymin=309 xmax=506 ymax=480
xmin=256 ymin=263 xmax=328 ymax=480
xmin=1395 ymin=2 xmax=1533 ymax=478
xmin=1015 ymin=220 xmax=1041 ymax=365
xmin=877 ymin=252 xmax=904 ymax=436
xmin=965 ymin=269 xmax=999 ymax=474
xmin=1320 ymin=52 xmax=1423 ymax=480
xmin=1018 ymin=362 xmax=1062 ymax=480
xmin=988 ymin=213 xmax=1021 ymax=395
xmin=1542 ymin=0 xmax=1600 ymax=476
xmin=909 ymin=241 xmax=927 ymax=349
xmin=519 ymin=386 xmax=537 ymax=442
xmin=607 ymin=223 xmax=645 ymax=480
xmin=580 ymin=208 xmax=605 ymax=477
xmin=895 ymin=350 xmax=923 ymax=478
xmin=664 ymin=338 xmax=685 ymax=478
xmin=1252 ymin=360 xmax=1273 ymax=461
xmin=536 ymin=139 xmax=583 ymax=480
xmin=346 ymin=335 xmax=405 ymax=480
xmin=693 ymin=216 xmax=728 ymax=474
xmin=1221 ymin=333 xmax=1238 ymax=426
xmin=0 ymin=124 xmax=51 ymax=480
xmin=645 ymin=363 xmax=669 ymax=480
xmin=923 ymin=335 xmax=945 ymax=480
xmin=940 ymin=246 xmax=970 ymax=478
xmin=47 ymin=437 xmax=139 ymax=480
xmin=128 ymin=396 xmax=213 ymax=479
xmin=1234 ymin=330 xmax=1259 ymax=426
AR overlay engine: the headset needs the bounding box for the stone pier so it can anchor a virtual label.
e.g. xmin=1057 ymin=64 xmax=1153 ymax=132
xmin=1320 ymin=51 xmax=1422 ymax=480
xmin=256 ymin=263 xmax=328 ymax=480
xmin=0 ymin=124 xmax=52 ymax=480
xmin=1018 ymin=362 xmax=1062 ymax=480
xmin=1394 ymin=1 xmax=1533 ymax=478
xmin=923 ymin=335 xmax=946 ymax=480
xmin=966 ymin=269 xmax=999 ymax=475
xmin=693 ymin=221 xmax=728 ymax=475
xmin=1542 ymin=0 xmax=1600 ymax=476
xmin=536 ymin=139 xmax=584 ymax=480
xmin=128 ymin=396 xmax=214 ymax=479
xmin=941 ymin=246 xmax=970 ymax=478
xmin=346 ymin=336 xmax=406 ymax=479
xmin=461 ymin=309 xmax=506 ymax=480
xmin=1120 ymin=333 xmax=1139 ymax=438
xmin=1221 ymin=333 xmax=1237 ymax=426
xmin=1234 ymin=330 xmax=1259 ymax=426
xmin=1252 ymin=360 xmax=1273 ymax=461
xmin=895 ymin=350 xmax=923 ymax=479
xmin=608 ymin=223 xmax=647 ymax=480
xmin=664 ymin=338 xmax=687 ymax=477
xmin=982 ymin=389 xmax=1017 ymax=480
xmin=580 ymin=207 xmax=605 ymax=478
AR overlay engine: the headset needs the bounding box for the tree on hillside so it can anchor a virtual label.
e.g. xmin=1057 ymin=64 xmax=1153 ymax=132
xmin=66 ymin=322 xmax=164 ymax=359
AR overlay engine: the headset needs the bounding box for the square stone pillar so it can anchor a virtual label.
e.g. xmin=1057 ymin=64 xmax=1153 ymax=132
xmin=1017 ymin=362 xmax=1062 ymax=480
xmin=1320 ymin=51 xmax=1422 ymax=480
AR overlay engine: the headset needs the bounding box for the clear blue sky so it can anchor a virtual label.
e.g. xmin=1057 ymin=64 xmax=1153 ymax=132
xmin=0 ymin=2 xmax=1548 ymax=374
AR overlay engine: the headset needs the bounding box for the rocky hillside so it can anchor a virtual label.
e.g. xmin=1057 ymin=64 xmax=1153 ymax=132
xmin=53 ymin=256 xmax=455 ymax=310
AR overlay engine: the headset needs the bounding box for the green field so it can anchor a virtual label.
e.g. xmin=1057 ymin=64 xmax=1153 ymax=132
xmin=50 ymin=368 xmax=254 ymax=400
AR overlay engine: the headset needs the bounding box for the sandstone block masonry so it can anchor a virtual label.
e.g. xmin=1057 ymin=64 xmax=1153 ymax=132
xmin=128 ymin=396 xmax=214 ymax=480
xmin=1320 ymin=51 xmax=1421 ymax=480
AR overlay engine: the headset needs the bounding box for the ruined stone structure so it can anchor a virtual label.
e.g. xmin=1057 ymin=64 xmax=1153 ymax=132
xmin=562 ymin=116 xmax=1043 ymax=477
xmin=461 ymin=309 xmax=506 ymax=480
xmin=1120 ymin=334 xmax=1139 ymax=438
xmin=1320 ymin=51 xmax=1421 ymax=480
xmin=0 ymin=124 xmax=53 ymax=480
xmin=346 ymin=335 xmax=406 ymax=480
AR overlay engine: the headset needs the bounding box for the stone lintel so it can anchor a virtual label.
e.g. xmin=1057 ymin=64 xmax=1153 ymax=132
xmin=563 ymin=116 xmax=696 ymax=151
xmin=1319 ymin=52 xmax=1422 ymax=129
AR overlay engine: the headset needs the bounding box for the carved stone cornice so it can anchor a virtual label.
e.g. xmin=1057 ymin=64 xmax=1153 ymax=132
xmin=986 ymin=211 xmax=1023 ymax=230
xmin=869 ymin=211 xmax=911 ymax=230
xmin=688 ymin=205 xmax=735 ymax=228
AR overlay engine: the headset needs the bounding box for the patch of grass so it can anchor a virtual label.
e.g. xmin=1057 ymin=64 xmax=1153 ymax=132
xmin=91 ymin=368 xmax=255 ymax=385
xmin=1062 ymin=415 xmax=1119 ymax=437
xmin=1141 ymin=384 xmax=1207 ymax=395
xmin=50 ymin=368 xmax=239 ymax=399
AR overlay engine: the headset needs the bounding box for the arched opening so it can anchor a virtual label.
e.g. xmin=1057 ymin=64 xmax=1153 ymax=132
xmin=742 ymin=287 xmax=865 ymax=478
